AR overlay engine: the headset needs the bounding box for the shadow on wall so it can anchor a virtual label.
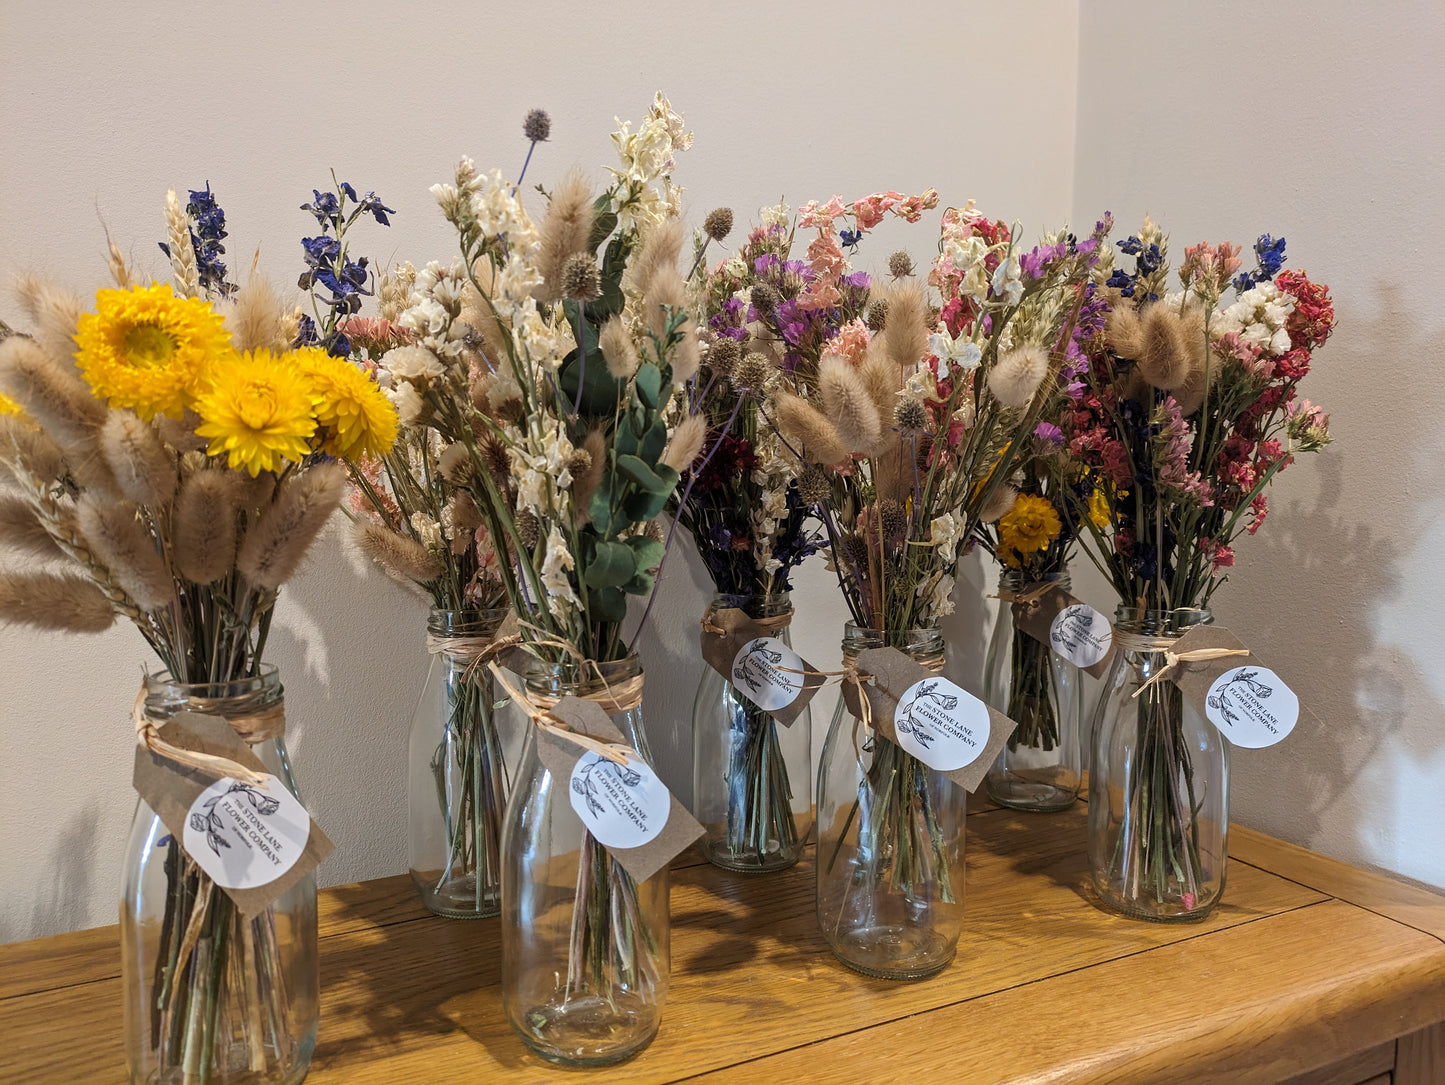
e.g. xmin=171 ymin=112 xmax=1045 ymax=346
xmin=1227 ymin=282 xmax=1445 ymax=888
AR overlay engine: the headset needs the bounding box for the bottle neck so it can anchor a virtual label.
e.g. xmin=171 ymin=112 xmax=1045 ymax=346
xmin=710 ymin=591 xmax=793 ymax=623
xmin=143 ymin=667 xmax=286 ymax=747
xmin=998 ymin=566 xmax=1071 ymax=594
xmin=524 ymin=654 xmax=649 ymax=754
xmin=1112 ymin=606 xmax=1214 ymax=653
xmin=427 ymin=606 xmax=509 ymax=640
xmin=840 ymin=621 xmax=945 ymax=669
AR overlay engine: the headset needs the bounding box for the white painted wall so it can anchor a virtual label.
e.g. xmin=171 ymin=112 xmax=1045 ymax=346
xmin=0 ymin=0 xmax=1080 ymax=939
xmin=1072 ymin=2 xmax=1445 ymax=891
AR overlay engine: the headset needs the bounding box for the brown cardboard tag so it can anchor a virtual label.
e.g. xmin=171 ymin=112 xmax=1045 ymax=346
xmin=132 ymin=712 xmax=334 ymax=916
xmin=699 ymin=608 xmax=824 ymax=726
xmin=1011 ymin=585 xmax=1117 ymax=679
xmin=840 ymin=647 xmax=1016 ymax=793
xmin=1158 ymin=625 xmax=1312 ymax=747
xmin=533 ymin=695 xmax=704 ymax=883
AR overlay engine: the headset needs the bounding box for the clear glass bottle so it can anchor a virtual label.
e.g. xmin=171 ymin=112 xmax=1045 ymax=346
xmin=982 ymin=568 xmax=1083 ymax=811
xmin=692 ymin=592 xmax=812 ymax=873
xmin=501 ymin=654 xmax=669 ymax=1066
xmin=1088 ymin=606 xmax=1228 ymax=921
xmin=408 ymin=606 xmax=513 ymax=918
xmin=121 ymin=667 xmax=318 ymax=1085
xmin=816 ymin=623 xmax=966 ymax=980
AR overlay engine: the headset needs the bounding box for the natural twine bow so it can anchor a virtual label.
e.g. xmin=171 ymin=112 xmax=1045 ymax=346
xmin=699 ymin=606 xmax=794 ymax=638
xmin=132 ymin=687 xmax=273 ymax=785
xmin=486 ymin=661 xmax=641 ymax=767
xmin=426 ymin=630 xmax=526 ymax=683
xmin=1124 ymin=640 xmax=1252 ymax=698
xmin=989 ymin=581 xmax=1059 ymax=611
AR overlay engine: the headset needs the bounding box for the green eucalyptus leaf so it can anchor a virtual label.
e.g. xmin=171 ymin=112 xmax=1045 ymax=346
xmin=588 ymin=474 xmax=623 ymax=535
xmin=623 ymin=570 xmax=655 ymax=596
xmin=558 ymin=348 xmax=620 ymax=416
xmin=588 ymin=585 xmax=628 ymax=623
xmin=584 ymin=540 xmax=635 ymax=590
xmin=639 ymin=416 xmax=668 ymax=462
xmin=625 ymin=535 xmax=665 ymax=571
xmin=623 ymin=487 xmax=669 ymax=523
xmin=588 ymin=209 xmax=619 ymax=254
xmin=634 ymin=363 xmax=662 ymax=408
xmin=616 ymin=454 xmax=664 ymax=493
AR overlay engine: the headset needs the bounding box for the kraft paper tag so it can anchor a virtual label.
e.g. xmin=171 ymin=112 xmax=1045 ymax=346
xmin=132 ymin=712 xmax=333 ymax=916
xmin=699 ymin=608 xmax=824 ymax=726
xmin=491 ymin=612 xmax=538 ymax=676
xmin=1160 ymin=626 xmax=1306 ymax=749
xmin=534 ymin=696 xmax=704 ymax=883
xmin=1011 ymin=585 xmax=1116 ymax=678
xmin=840 ymin=647 xmax=1016 ymax=793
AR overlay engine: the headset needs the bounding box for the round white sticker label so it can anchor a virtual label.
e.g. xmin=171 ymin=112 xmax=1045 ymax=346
xmin=183 ymin=774 xmax=311 ymax=891
xmin=1205 ymin=666 xmax=1299 ymax=748
xmin=1049 ymin=604 xmax=1113 ymax=668
xmin=730 ymin=636 xmax=806 ymax=712
xmin=569 ymin=750 xmax=671 ymax=849
xmin=891 ymin=676 xmax=991 ymax=772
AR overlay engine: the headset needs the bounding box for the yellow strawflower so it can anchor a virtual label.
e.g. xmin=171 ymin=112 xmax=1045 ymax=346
xmin=193 ymin=350 xmax=319 ymax=476
xmin=293 ymin=348 xmax=399 ymax=461
xmin=996 ymin=493 xmax=1062 ymax=568
xmin=0 ymin=393 xmax=21 ymax=416
xmin=1088 ymin=486 xmax=1111 ymax=530
xmin=74 ymin=283 xmax=232 ymax=419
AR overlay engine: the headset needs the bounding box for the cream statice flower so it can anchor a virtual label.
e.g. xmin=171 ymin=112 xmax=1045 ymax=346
xmin=409 ymin=511 xmax=444 ymax=551
xmin=916 ymin=571 xmax=956 ymax=620
xmin=541 ymin=525 xmax=581 ymax=613
xmin=381 ymin=344 xmax=445 ymax=384
xmin=1216 ymin=280 xmax=1295 ymax=355
xmin=511 ymin=299 xmax=576 ymax=372
xmin=387 ymin=381 xmax=425 ymax=425
xmin=759 ymin=201 xmax=791 ymax=229
xmin=509 ymin=416 xmax=576 ymax=513
xmin=929 ymin=510 xmax=963 ymax=565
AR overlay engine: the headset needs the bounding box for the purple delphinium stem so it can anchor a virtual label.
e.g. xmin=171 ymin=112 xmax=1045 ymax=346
xmin=626 ymin=394 xmax=744 ymax=652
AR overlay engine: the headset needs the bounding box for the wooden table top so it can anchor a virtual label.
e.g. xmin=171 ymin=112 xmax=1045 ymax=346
xmin=5 ymin=800 xmax=1445 ymax=1084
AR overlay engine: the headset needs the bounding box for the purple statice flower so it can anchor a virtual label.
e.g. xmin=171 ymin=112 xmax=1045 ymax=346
xmin=754 ymin=253 xmax=781 ymax=275
xmin=842 ymin=270 xmax=871 ymax=290
xmin=1033 ymin=422 xmax=1064 ymax=445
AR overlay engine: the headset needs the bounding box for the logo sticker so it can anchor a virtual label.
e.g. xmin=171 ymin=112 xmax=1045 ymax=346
xmin=569 ymin=751 xmax=671 ymax=849
xmin=1205 ymin=666 xmax=1299 ymax=748
xmin=183 ymin=775 xmax=311 ymax=891
xmin=730 ymin=636 xmax=806 ymax=712
xmin=891 ymin=676 xmax=991 ymax=772
xmin=1049 ymin=604 xmax=1113 ymax=668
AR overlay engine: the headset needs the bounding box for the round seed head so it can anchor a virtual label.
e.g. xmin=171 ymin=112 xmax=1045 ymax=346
xmin=879 ymin=498 xmax=907 ymax=544
xmin=893 ymin=397 xmax=929 ymax=434
xmin=516 ymin=508 xmax=541 ymax=549
xmin=795 ymin=464 xmax=831 ymax=506
xmin=888 ymin=251 xmax=915 ymax=278
xmin=523 ymin=109 xmax=551 ymax=143
xmin=703 ymin=208 xmax=734 ymax=243
xmin=731 ymin=352 xmax=771 ymax=392
xmin=866 ymin=299 xmax=889 ymax=332
xmin=560 ymin=253 xmax=600 ymax=302
xmin=708 ymin=337 xmax=741 ymax=377
xmin=749 ymin=283 xmax=780 ymax=315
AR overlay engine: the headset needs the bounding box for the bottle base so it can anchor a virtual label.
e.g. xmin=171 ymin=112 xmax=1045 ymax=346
xmin=409 ymin=870 xmax=501 ymax=919
xmin=513 ymin=994 xmax=660 ymax=1066
xmin=985 ymin=774 xmax=1080 ymax=813
xmin=1092 ymin=883 xmax=1223 ymax=923
xmin=825 ymin=925 xmax=956 ymax=980
xmin=700 ymin=840 xmax=802 ymax=874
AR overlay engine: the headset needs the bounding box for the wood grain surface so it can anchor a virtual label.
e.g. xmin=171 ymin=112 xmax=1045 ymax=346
xmin=2 ymin=803 xmax=1442 ymax=1084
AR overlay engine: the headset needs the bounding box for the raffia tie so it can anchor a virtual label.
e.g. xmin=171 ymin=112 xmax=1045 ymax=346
xmin=699 ymin=607 xmax=794 ymax=638
xmin=1112 ymin=631 xmax=1251 ymax=698
xmin=132 ymin=688 xmax=274 ymax=785
xmin=426 ymin=630 xmax=524 ymax=683
xmin=988 ymin=581 xmax=1059 ymax=611
xmin=487 ymin=661 xmax=644 ymax=767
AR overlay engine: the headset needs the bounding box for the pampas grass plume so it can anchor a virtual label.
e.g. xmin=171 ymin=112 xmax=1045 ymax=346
xmin=225 ymin=274 xmax=289 ymax=353
xmin=773 ymin=392 xmax=850 ymax=465
xmin=101 ymin=411 xmax=175 ymax=507
xmin=536 ymin=170 xmax=596 ymax=305
xmin=659 ymin=413 xmax=708 ymax=474
xmin=0 ymin=494 xmax=64 ymax=559
xmin=884 ymin=281 xmax=929 ymax=369
xmin=1135 ymin=306 xmax=1193 ymax=390
xmin=644 ymin=273 xmax=687 ymax=342
xmin=76 ymin=496 xmax=174 ymax=609
xmin=13 ymin=273 xmax=85 ymax=366
xmin=352 ymin=520 xmax=444 ymax=584
xmin=600 ymin=317 xmax=640 ymax=380
xmin=237 ymin=463 xmax=345 ymax=590
xmin=572 ymin=429 xmax=607 ymax=515
xmin=988 ymin=346 xmax=1049 ymax=408
xmin=173 ymin=469 xmax=241 ymax=583
xmin=0 ymin=570 xmax=115 ymax=633
xmin=979 ymin=483 xmax=1019 ymax=523
xmin=626 ymin=219 xmax=684 ymax=301
xmin=819 ymin=354 xmax=882 ymax=454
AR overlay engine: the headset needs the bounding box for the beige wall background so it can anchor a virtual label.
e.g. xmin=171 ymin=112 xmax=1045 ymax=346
xmin=0 ymin=0 xmax=1437 ymax=941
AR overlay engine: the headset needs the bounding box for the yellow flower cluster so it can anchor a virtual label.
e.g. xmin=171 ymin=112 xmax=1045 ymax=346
xmin=75 ymin=284 xmax=397 ymax=476
xmin=996 ymin=493 xmax=1062 ymax=569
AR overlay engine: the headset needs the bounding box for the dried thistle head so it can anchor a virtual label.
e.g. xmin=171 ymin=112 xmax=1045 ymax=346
xmin=560 ymin=253 xmax=601 ymax=302
xmin=536 ymin=169 xmax=595 ymax=305
xmin=888 ymin=251 xmax=915 ymax=279
xmin=878 ymin=498 xmax=907 ymax=546
xmin=865 ymin=299 xmax=889 ymax=332
xmin=795 ymin=464 xmax=831 ymax=506
xmin=707 ymin=337 xmax=741 ymax=377
xmin=894 ymin=397 xmax=928 ymax=434
xmin=567 ymin=446 xmax=593 ymax=476
xmin=438 ymin=442 xmax=475 ymax=486
xmin=523 ymin=109 xmax=551 ymax=143
xmin=731 ymin=352 xmax=771 ymax=392
xmin=703 ymin=208 xmax=734 ymax=243
xmin=840 ymin=531 xmax=870 ymax=574
xmin=749 ymin=282 xmax=780 ymax=316
xmin=515 ymin=507 xmax=541 ymax=549
xmin=479 ymin=436 xmax=511 ymax=483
